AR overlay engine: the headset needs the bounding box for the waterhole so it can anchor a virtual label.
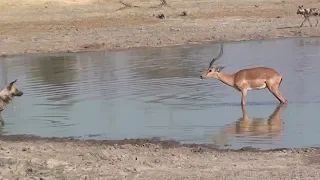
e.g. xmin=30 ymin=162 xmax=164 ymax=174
xmin=1 ymin=37 xmax=320 ymax=149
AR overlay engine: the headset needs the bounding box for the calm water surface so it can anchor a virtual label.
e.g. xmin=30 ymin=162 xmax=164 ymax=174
xmin=1 ymin=37 xmax=320 ymax=149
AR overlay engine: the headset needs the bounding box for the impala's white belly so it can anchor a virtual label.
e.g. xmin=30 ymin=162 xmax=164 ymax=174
xmin=247 ymin=83 xmax=267 ymax=90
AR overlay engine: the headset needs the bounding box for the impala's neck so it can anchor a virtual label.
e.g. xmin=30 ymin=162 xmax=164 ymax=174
xmin=216 ymin=72 xmax=235 ymax=88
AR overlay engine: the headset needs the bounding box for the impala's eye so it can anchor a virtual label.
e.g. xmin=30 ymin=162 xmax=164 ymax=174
xmin=208 ymin=69 xmax=212 ymax=72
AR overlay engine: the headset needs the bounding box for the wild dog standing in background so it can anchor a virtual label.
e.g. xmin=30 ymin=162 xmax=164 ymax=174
xmin=297 ymin=5 xmax=320 ymax=27
xmin=0 ymin=79 xmax=23 ymax=125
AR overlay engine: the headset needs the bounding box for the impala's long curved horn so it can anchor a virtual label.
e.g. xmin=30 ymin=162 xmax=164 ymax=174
xmin=208 ymin=44 xmax=224 ymax=68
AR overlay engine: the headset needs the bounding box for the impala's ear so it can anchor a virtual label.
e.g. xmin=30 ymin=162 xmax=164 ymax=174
xmin=215 ymin=66 xmax=225 ymax=72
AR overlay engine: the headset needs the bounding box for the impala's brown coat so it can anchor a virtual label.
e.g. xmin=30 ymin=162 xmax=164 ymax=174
xmin=200 ymin=44 xmax=287 ymax=106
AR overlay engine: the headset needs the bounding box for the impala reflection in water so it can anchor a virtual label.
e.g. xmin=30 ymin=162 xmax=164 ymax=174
xmin=222 ymin=105 xmax=285 ymax=139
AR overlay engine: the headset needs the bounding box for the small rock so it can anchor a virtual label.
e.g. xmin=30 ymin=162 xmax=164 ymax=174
xmin=170 ymin=28 xmax=180 ymax=31
xmin=40 ymin=178 xmax=45 ymax=180
xmin=142 ymin=160 xmax=148 ymax=165
xmin=191 ymin=147 xmax=205 ymax=153
xmin=125 ymin=167 xmax=131 ymax=172
xmin=26 ymin=168 xmax=33 ymax=173
xmin=22 ymin=148 xmax=27 ymax=152
xmin=154 ymin=159 xmax=161 ymax=163
xmin=180 ymin=11 xmax=188 ymax=16
xmin=155 ymin=13 xmax=166 ymax=19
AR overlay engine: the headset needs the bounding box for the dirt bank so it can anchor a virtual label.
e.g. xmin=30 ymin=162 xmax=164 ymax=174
xmin=0 ymin=135 xmax=319 ymax=180
xmin=0 ymin=0 xmax=320 ymax=56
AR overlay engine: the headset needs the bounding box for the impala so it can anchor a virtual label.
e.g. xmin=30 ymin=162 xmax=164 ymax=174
xmin=200 ymin=44 xmax=287 ymax=106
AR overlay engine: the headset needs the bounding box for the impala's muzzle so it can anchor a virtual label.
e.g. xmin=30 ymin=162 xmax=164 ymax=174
xmin=200 ymin=75 xmax=203 ymax=79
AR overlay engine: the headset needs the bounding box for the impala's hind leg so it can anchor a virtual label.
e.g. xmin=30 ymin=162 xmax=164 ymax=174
xmin=277 ymin=78 xmax=287 ymax=104
xmin=267 ymin=78 xmax=287 ymax=104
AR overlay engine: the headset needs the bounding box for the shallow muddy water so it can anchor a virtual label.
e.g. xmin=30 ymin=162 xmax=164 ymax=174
xmin=1 ymin=37 xmax=320 ymax=149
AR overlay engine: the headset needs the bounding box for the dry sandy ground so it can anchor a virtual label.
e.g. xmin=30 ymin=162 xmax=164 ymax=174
xmin=1 ymin=0 xmax=320 ymax=179
xmin=0 ymin=0 xmax=320 ymax=56
xmin=0 ymin=136 xmax=320 ymax=180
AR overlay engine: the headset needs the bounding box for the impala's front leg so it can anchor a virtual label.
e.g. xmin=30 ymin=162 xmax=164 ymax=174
xmin=241 ymin=89 xmax=247 ymax=106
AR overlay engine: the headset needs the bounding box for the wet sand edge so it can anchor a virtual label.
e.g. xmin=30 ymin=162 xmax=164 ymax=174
xmin=0 ymin=134 xmax=318 ymax=153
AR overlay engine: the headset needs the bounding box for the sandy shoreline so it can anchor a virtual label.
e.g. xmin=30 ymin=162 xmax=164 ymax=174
xmin=0 ymin=135 xmax=320 ymax=179
xmin=1 ymin=0 xmax=320 ymax=179
xmin=0 ymin=0 xmax=320 ymax=56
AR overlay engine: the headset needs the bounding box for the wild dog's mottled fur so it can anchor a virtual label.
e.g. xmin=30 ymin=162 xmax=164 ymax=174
xmin=297 ymin=5 xmax=320 ymax=27
xmin=0 ymin=79 xmax=23 ymax=125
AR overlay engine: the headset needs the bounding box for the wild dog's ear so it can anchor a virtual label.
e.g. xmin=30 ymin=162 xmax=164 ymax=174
xmin=215 ymin=66 xmax=225 ymax=72
xmin=7 ymin=79 xmax=17 ymax=90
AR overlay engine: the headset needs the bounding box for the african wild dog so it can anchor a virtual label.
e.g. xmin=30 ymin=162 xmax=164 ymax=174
xmin=297 ymin=5 xmax=320 ymax=27
xmin=0 ymin=79 xmax=23 ymax=125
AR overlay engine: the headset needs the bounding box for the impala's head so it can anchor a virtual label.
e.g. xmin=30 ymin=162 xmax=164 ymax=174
xmin=200 ymin=66 xmax=225 ymax=79
xmin=297 ymin=5 xmax=304 ymax=15
xmin=200 ymin=44 xmax=224 ymax=79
